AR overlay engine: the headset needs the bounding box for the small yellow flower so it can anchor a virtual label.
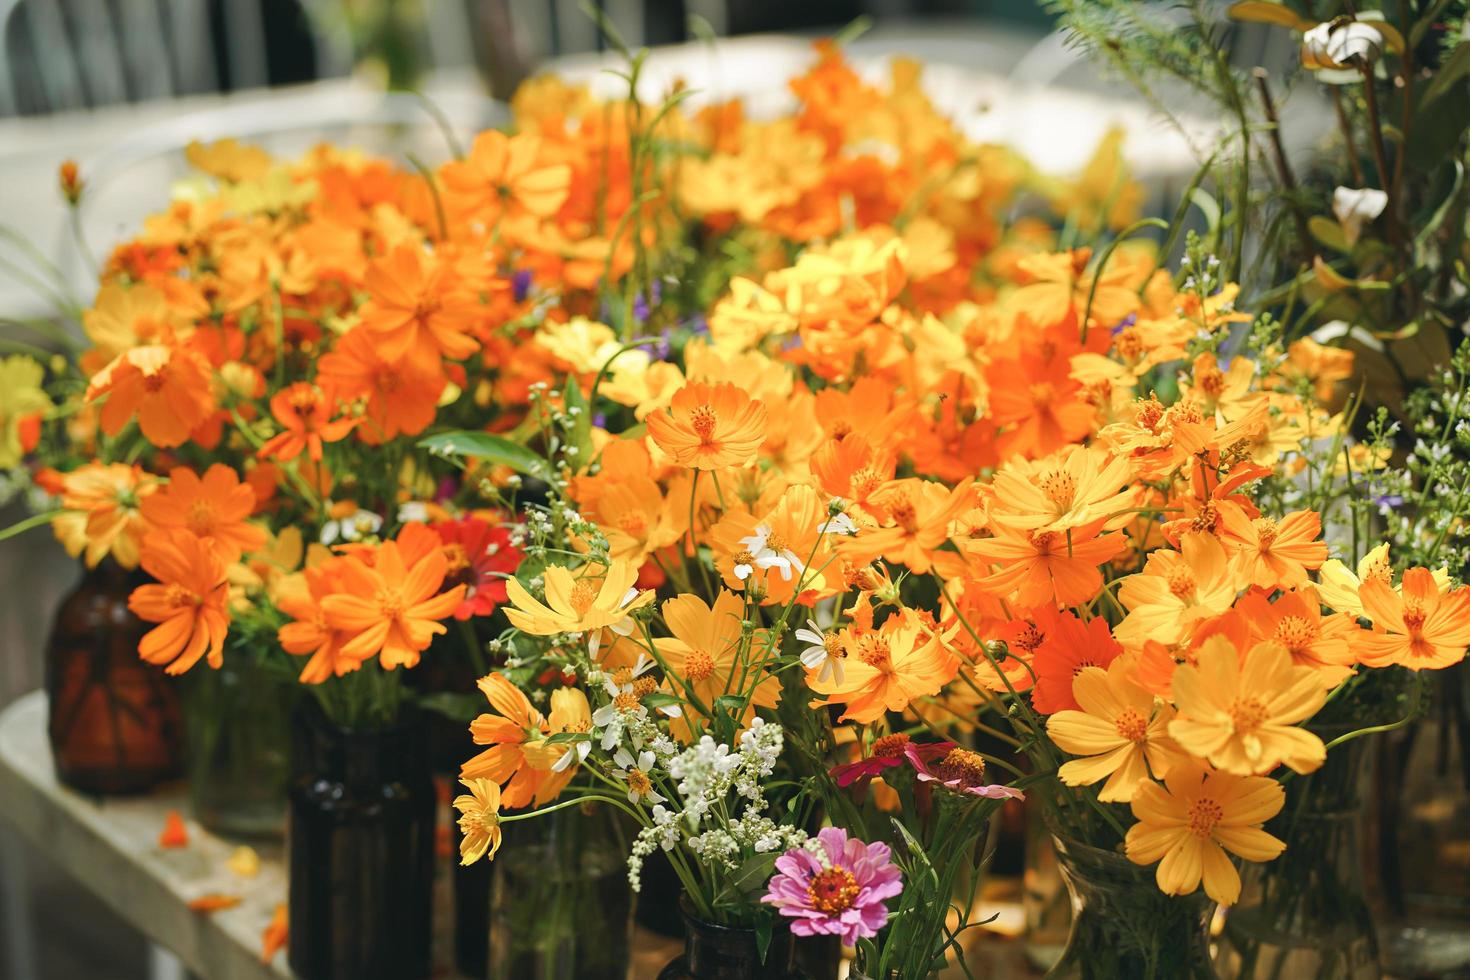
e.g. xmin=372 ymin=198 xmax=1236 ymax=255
xmin=1168 ymin=637 xmax=1326 ymax=776
xmin=453 ymin=778 xmax=503 ymax=866
xmin=1125 ymin=763 xmax=1285 ymax=904
xmin=1046 ymin=660 xmax=1178 ymax=802
xmin=504 ymin=559 xmax=653 ymax=649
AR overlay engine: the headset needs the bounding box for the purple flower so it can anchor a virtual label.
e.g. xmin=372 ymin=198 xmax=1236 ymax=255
xmin=512 ymin=269 xmax=533 ymax=302
xmin=762 ymin=828 xmax=902 ymax=946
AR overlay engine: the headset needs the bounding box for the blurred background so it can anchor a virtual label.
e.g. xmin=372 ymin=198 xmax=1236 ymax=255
xmin=0 ymin=2 xmax=1313 ymax=977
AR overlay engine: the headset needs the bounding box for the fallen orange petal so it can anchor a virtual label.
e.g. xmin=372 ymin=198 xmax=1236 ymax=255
xmin=261 ymin=903 xmax=288 ymax=963
xmin=158 ymin=810 xmax=189 ymax=849
xmin=187 ymin=894 xmax=242 ymax=913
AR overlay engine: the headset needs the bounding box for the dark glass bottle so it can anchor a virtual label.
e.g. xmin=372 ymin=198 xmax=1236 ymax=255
xmin=45 ymin=560 xmax=182 ymax=794
xmin=657 ymin=898 xmax=808 ymax=980
xmin=287 ymin=703 xmax=435 ymax=980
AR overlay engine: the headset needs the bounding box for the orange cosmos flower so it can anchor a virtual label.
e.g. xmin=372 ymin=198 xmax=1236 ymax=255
xmin=140 ymin=464 xmax=266 ymax=564
xmin=967 ymin=526 xmax=1128 ymax=608
xmin=320 ymin=537 xmax=465 ymax=670
xmin=808 ymin=609 xmax=957 ymax=724
xmin=1355 ymin=567 xmax=1470 ymax=670
xmin=1030 ymin=612 xmax=1122 ymax=714
xmin=1115 ymin=533 xmax=1236 ymax=650
xmin=842 ymin=478 xmax=974 ymax=575
xmin=54 ymin=462 xmax=159 ymax=569
xmin=357 ymin=245 xmax=481 ymax=366
xmin=988 ymin=445 xmax=1138 ymax=533
xmin=461 ymin=672 xmax=565 ymax=809
xmin=1010 ymin=247 xmax=1139 ymax=330
xmin=439 ymin=130 xmax=572 ymax=223
xmin=128 ymin=530 xmax=230 ymax=675
xmin=317 ymin=326 xmax=445 ymax=443
xmin=646 ymin=381 xmax=769 ymax=470
xmin=86 ymin=344 xmax=214 ymax=448
xmin=656 ymin=590 xmax=780 ymax=736
xmin=1232 ymin=587 xmax=1357 ymax=679
xmin=811 ymin=433 xmax=895 ymax=519
xmin=277 ymin=558 xmax=361 ymax=683
xmin=1219 ymin=507 xmax=1327 ymax=591
xmin=256 ymin=383 xmax=358 ymax=462
xmin=986 ymin=349 xmax=1097 ymax=462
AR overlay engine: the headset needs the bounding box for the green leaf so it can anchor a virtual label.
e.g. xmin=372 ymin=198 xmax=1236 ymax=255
xmin=712 ymin=694 xmax=748 ymax=717
xmin=543 ymin=731 xmax=592 ymax=745
xmin=641 ymin=691 xmax=684 ymax=710
xmin=416 ymin=692 xmax=483 ymax=723
xmin=1307 ymin=216 xmax=1351 ymax=254
xmin=418 ymin=430 xmax=551 ymax=480
xmin=754 ymin=915 xmax=774 ymax=964
xmin=1421 ymin=43 xmax=1470 ymax=109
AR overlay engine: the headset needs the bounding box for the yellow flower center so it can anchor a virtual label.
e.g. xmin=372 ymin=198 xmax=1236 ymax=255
xmin=829 ymin=419 xmax=853 ymax=439
xmin=1135 ymin=395 xmax=1165 ymax=431
xmin=626 ymin=768 xmax=652 ymax=796
xmin=871 ymin=733 xmax=911 ymax=758
xmin=690 ymin=405 xmax=719 ymax=443
xmin=633 ymin=677 xmax=659 ymax=698
xmin=765 ymin=531 xmax=789 ymax=554
xmin=1167 ymin=566 xmax=1196 ymax=598
xmin=1191 ymin=501 xmax=1219 ymax=534
xmin=807 ymin=867 xmax=860 ymax=915
xmin=823 ymin=633 xmax=845 ymax=659
xmin=888 ymin=493 xmax=919 ymax=533
xmin=1187 ymin=797 xmax=1223 ymax=838
xmin=1273 ymin=616 xmax=1318 ymax=655
xmin=186 ymin=500 xmax=217 ymax=536
xmin=857 ymin=634 xmax=892 ymax=669
xmin=618 ymin=511 xmax=649 ymax=537
xmin=613 ymin=690 xmax=641 ymax=712
xmin=1114 ymin=708 xmax=1149 ymax=743
xmin=1197 ymin=364 xmax=1225 ymax=398
xmin=934 ymin=747 xmax=987 ymax=787
xmin=569 ymin=579 xmax=599 ymax=616
xmin=375 ymin=587 xmax=405 ymax=619
xmin=1402 ymin=600 xmax=1427 ymax=635
xmin=1015 ymin=623 xmax=1046 ymax=653
xmin=1228 ymin=695 xmax=1269 ymax=733
xmin=1252 ymin=517 xmax=1279 ymax=548
xmin=1040 ymin=470 xmax=1077 ymax=509
xmin=733 ymin=550 xmax=755 ymax=569
xmin=685 ymin=649 xmax=716 ymax=682
xmin=442 ymin=543 xmax=470 ymax=574
xmin=163 ymin=583 xmax=199 ymax=610
xmin=1114 ymin=328 xmax=1143 ymax=363
xmin=850 ymin=466 xmax=884 ymax=500
xmin=1029 ymin=382 xmax=1056 ymax=408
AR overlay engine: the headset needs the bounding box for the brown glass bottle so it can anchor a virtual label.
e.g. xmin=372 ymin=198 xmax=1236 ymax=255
xmin=45 ymin=560 xmax=183 ymax=794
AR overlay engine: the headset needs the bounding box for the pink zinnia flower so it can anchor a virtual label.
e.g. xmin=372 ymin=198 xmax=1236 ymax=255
xmin=913 ymin=746 xmax=1026 ymax=800
xmin=762 ymin=828 xmax=902 ymax=945
xmin=828 ymin=733 xmax=953 ymax=788
xmin=433 ymin=517 xmax=521 ymax=620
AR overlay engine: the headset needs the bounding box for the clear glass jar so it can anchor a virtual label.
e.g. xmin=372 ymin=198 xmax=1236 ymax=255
xmin=488 ymin=802 xmax=634 ymax=980
xmin=182 ymin=652 xmax=292 ymax=837
xmin=1047 ymin=835 xmax=1217 ymax=980
xmin=1216 ymin=731 xmax=1378 ymax=979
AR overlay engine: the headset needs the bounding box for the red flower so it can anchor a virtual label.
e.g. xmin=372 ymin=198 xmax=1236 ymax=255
xmin=433 ymin=517 xmax=522 ymax=620
xmin=828 ymin=732 xmax=954 ymax=789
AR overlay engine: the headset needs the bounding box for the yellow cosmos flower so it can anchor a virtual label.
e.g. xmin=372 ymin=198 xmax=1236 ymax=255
xmin=1116 ymin=532 xmax=1236 ymax=649
xmin=1126 ymin=763 xmax=1285 ymax=904
xmin=1046 ymin=660 xmax=1178 ymax=803
xmin=504 ymin=559 xmax=654 ymax=650
xmin=0 ymin=355 xmax=50 ymax=468
xmin=1168 ymin=637 xmax=1327 ymax=776
xmin=452 ymin=778 xmax=503 ymax=865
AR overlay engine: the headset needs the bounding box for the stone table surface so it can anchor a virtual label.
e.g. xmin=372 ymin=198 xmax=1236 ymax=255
xmin=0 ymin=689 xmax=1040 ymax=978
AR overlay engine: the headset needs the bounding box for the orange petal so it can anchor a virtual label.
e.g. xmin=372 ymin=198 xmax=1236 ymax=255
xmin=261 ymin=903 xmax=289 ymax=963
xmin=158 ymin=810 xmax=189 ymax=849
xmin=188 ymin=894 xmax=242 ymax=913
